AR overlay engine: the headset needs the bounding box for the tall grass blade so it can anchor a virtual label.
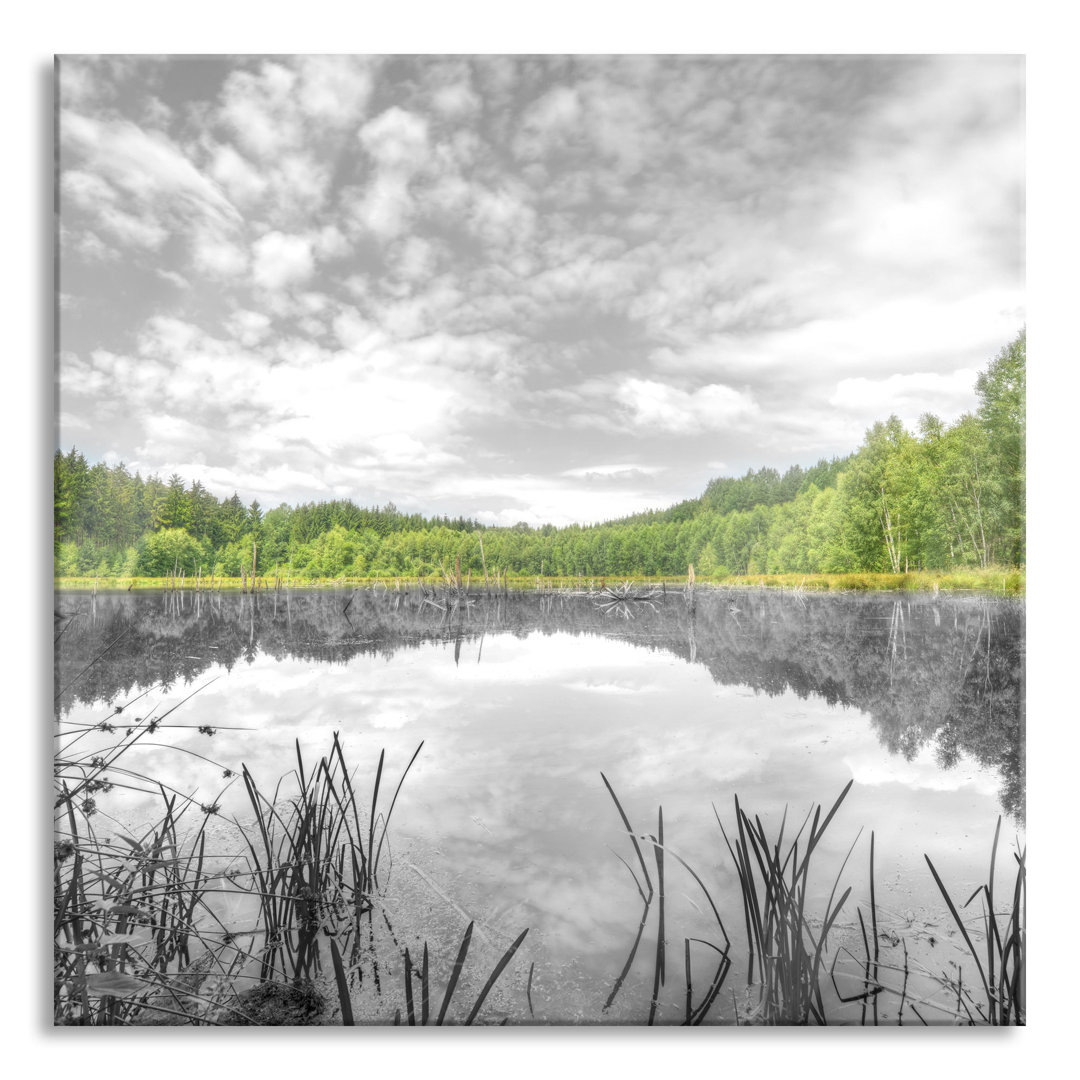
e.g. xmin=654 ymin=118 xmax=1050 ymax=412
xmin=421 ymin=943 xmax=430 ymax=1026
xmin=464 ymin=927 xmax=530 ymax=1025
xmin=655 ymin=807 xmax=665 ymax=988
xmin=924 ymin=853 xmax=990 ymax=1005
xmin=600 ymin=772 xmax=653 ymax=895
xmin=367 ymin=750 xmax=384 ymax=889
xmin=372 ymin=741 xmax=424 ymax=885
xmin=403 ymin=947 xmax=415 ymax=1025
xmin=436 ymin=921 xmax=474 ymax=1025
xmin=330 ymin=938 xmax=354 ymax=1026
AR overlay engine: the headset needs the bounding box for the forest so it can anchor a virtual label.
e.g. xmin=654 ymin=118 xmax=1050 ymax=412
xmin=54 ymin=331 xmax=1025 ymax=582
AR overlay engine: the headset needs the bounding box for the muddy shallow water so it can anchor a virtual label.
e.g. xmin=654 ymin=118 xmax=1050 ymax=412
xmin=55 ymin=586 xmax=1025 ymax=1024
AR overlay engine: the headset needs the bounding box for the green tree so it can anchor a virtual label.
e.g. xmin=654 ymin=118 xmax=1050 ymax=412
xmin=136 ymin=528 xmax=207 ymax=577
xmin=976 ymin=329 xmax=1025 ymax=564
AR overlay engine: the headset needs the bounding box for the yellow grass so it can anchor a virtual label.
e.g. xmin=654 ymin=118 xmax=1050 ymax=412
xmin=55 ymin=567 xmax=1024 ymax=595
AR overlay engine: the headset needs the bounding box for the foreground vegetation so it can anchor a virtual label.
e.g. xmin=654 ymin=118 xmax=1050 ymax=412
xmin=600 ymin=777 xmax=1025 ymax=1026
xmin=55 ymin=333 xmax=1024 ymax=583
xmin=55 ymin=717 xmax=530 ymax=1026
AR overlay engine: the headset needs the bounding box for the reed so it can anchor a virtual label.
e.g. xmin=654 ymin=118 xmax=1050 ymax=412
xmin=392 ymin=922 xmax=530 ymax=1026
xmin=54 ymin=701 xmax=424 ymax=1024
xmin=601 ymin=774 xmax=731 ymax=1024
xmin=235 ymin=736 xmax=423 ymax=986
xmin=54 ymin=706 xmax=248 ymax=1025
xmin=716 ymin=781 xmax=858 ymax=1024
xmin=925 ymin=817 xmax=1025 ymax=1025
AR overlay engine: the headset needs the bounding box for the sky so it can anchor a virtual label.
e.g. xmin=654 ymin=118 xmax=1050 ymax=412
xmin=56 ymin=54 xmax=1024 ymax=527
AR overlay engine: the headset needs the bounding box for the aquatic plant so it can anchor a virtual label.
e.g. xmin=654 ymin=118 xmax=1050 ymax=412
xmin=382 ymin=921 xmax=530 ymax=1026
xmin=601 ymin=774 xmax=732 ymax=1025
xmin=53 ymin=681 xmax=249 ymax=1025
xmin=54 ymin=694 xmax=426 ymax=1024
xmin=716 ymin=781 xmax=859 ymax=1025
xmin=925 ymin=817 xmax=1025 ymax=1025
xmin=824 ymin=820 xmax=1026 ymax=1027
xmin=53 ymin=784 xmax=243 ymax=1025
xmin=234 ymin=735 xmax=423 ymax=987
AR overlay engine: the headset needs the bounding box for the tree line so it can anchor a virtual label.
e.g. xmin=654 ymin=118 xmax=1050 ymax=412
xmin=54 ymin=331 xmax=1025 ymax=580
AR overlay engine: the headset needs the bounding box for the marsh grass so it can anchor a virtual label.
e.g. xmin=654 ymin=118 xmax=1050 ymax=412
xmin=925 ymin=817 xmax=1025 ymax=1025
xmin=602 ymin=777 xmax=1026 ymax=1027
xmin=53 ymin=785 xmax=245 ymax=1025
xmin=824 ymin=819 xmax=1026 ymax=1026
xmin=234 ymin=736 xmax=423 ymax=986
xmin=707 ymin=568 xmax=1025 ymax=595
xmin=54 ymin=699 xmax=427 ymax=1025
xmin=387 ymin=922 xmax=530 ymax=1026
xmin=54 ymin=567 xmax=1025 ymax=595
xmin=717 ymin=781 xmax=858 ymax=1024
xmin=601 ymin=774 xmax=732 ymax=1025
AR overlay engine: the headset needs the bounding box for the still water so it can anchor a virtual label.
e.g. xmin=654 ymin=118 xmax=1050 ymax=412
xmin=55 ymin=586 xmax=1024 ymax=1024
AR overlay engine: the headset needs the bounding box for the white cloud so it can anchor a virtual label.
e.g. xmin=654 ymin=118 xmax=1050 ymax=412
xmin=358 ymin=107 xmax=430 ymax=173
xmin=61 ymin=110 xmax=238 ymax=229
xmin=226 ymin=310 xmax=272 ymax=347
xmin=350 ymin=174 xmax=414 ymax=240
xmin=57 ymin=411 xmax=90 ymax=433
xmin=156 ymin=269 xmax=191 ymax=289
xmin=514 ymin=85 xmax=582 ymax=160
xmin=209 ymin=143 xmax=269 ymax=205
xmin=69 ymin=229 xmax=119 ymax=263
xmin=332 ymin=308 xmax=387 ymax=354
xmin=251 ymin=231 xmax=315 ymax=291
xmin=98 ymin=205 xmax=168 ymax=249
xmin=432 ymin=81 xmax=481 ymax=118
xmin=218 ymin=61 xmax=301 ymax=159
xmin=562 ymin=463 xmax=663 ymax=480
xmin=294 ymin=56 xmax=374 ymax=128
xmin=830 ymin=369 xmax=979 ymax=424
xmin=191 ymin=228 xmax=249 ymax=278
xmin=613 ymin=378 xmax=759 ymax=434
xmin=60 ymin=169 xmax=116 ymax=209
xmin=312 ymin=225 xmax=351 ymax=261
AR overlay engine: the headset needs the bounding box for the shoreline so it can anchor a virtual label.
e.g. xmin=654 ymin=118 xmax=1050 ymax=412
xmin=54 ymin=567 xmax=1026 ymax=596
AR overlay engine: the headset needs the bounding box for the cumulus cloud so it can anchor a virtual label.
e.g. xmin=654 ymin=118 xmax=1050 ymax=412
xmin=294 ymin=55 xmax=374 ymax=128
xmin=830 ymin=369 xmax=979 ymax=425
xmin=252 ymin=231 xmax=315 ymax=291
xmin=191 ymin=227 xmax=249 ymax=278
xmin=614 ymin=379 xmax=759 ymax=434
xmin=218 ymin=61 xmax=302 ymax=159
xmin=208 ymin=143 xmax=269 ymax=205
xmin=432 ymin=80 xmax=481 ymax=118
xmin=226 ymin=309 xmax=273 ymax=347
xmin=358 ymin=107 xmax=430 ymax=172
xmin=513 ymin=85 xmax=582 ymax=160
xmin=350 ymin=174 xmax=415 ymax=240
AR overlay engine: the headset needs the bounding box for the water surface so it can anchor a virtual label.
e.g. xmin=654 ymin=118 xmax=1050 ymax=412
xmin=55 ymin=586 xmax=1025 ymax=1024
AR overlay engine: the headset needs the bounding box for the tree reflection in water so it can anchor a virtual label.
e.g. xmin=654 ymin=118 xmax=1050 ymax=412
xmin=54 ymin=586 xmax=1025 ymax=822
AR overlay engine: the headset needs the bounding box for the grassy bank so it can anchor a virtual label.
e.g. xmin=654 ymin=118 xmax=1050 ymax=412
xmin=55 ymin=566 xmax=1025 ymax=596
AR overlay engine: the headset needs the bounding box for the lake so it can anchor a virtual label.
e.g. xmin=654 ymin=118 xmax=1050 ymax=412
xmin=54 ymin=585 xmax=1025 ymax=1025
